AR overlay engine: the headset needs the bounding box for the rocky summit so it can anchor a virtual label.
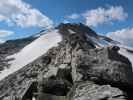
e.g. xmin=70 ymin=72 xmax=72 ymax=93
xmin=0 ymin=23 xmax=133 ymax=100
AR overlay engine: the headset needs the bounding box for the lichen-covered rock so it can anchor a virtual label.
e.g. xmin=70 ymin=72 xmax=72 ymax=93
xmin=68 ymin=81 xmax=126 ymax=100
xmin=71 ymin=46 xmax=133 ymax=86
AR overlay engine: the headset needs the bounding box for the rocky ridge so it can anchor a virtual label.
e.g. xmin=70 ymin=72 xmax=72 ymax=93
xmin=0 ymin=23 xmax=133 ymax=100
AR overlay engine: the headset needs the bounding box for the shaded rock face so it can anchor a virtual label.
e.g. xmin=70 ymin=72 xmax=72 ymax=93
xmin=75 ymin=46 xmax=133 ymax=85
xmin=0 ymin=23 xmax=133 ymax=100
xmin=37 ymin=93 xmax=66 ymax=100
xmin=38 ymin=77 xmax=72 ymax=96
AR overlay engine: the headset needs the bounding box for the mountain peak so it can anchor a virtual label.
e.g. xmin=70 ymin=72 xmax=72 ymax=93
xmin=57 ymin=23 xmax=98 ymax=37
xmin=0 ymin=23 xmax=133 ymax=100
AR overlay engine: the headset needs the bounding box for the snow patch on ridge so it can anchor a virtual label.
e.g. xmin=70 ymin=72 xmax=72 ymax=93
xmin=68 ymin=29 xmax=76 ymax=34
xmin=118 ymin=45 xmax=133 ymax=69
xmin=0 ymin=40 xmax=6 ymax=44
xmin=0 ymin=30 xmax=62 ymax=80
xmin=119 ymin=48 xmax=133 ymax=69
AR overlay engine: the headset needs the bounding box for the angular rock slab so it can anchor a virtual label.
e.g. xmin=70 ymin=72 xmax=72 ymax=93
xmin=68 ymin=81 xmax=126 ymax=100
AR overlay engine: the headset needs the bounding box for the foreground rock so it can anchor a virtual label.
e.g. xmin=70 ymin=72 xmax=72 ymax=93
xmin=68 ymin=81 xmax=126 ymax=100
xmin=72 ymin=46 xmax=133 ymax=86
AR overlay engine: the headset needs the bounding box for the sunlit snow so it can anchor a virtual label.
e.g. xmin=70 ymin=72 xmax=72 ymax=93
xmin=0 ymin=30 xmax=62 ymax=80
xmin=68 ymin=29 xmax=76 ymax=34
xmin=118 ymin=46 xmax=133 ymax=70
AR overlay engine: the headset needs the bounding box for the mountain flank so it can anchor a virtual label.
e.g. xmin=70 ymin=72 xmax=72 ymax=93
xmin=0 ymin=23 xmax=133 ymax=100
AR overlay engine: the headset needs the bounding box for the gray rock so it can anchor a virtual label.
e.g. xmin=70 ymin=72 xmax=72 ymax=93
xmin=68 ymin=81 xmax=126 ymax=100
xmin=71 ymin=46 xmax=133 ymax=86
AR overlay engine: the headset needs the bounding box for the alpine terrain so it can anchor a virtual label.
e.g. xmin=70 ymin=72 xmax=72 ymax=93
xmin=0 ymin=23 xmax=133 ymax=100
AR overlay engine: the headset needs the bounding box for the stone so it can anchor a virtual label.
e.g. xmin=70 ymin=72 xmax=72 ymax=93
xmin=68 ymin=81 xmax=126 ymax=100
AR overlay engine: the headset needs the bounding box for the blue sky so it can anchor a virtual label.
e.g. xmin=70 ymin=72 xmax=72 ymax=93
xmin=0 ymin=0 xmax=133 ymax=47
xmin=24 ymin=0 xmax=132 ymax=32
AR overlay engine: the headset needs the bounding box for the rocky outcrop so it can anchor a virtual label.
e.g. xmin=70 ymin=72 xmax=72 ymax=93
xmin=0 ymin=23 xmax=133 ymax=100
xmin=72 ymin=46 xmax=133 ymax=86
xmin=68 ymin=81 xmax=126 ymax=100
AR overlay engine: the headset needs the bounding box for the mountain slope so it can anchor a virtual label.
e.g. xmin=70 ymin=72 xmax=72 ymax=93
xmin=0 ymin=37 xmax=36 ymax=72
xmin=0 ymin=30 xmax=62 ymax=80
xmin=0 ymin=23 xmax=133 ymax=100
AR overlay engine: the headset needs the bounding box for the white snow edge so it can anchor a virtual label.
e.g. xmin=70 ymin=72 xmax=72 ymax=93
xmin=0 ymin=30 xmax=62 ymax=80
